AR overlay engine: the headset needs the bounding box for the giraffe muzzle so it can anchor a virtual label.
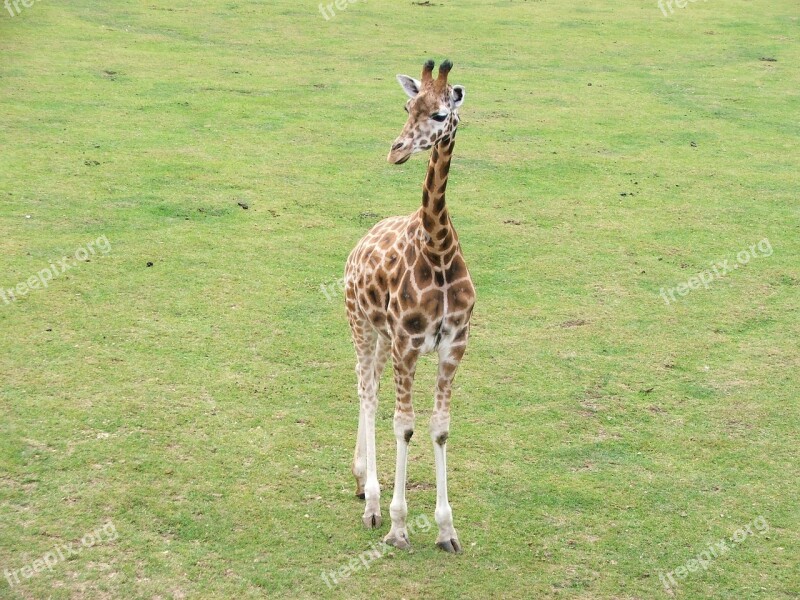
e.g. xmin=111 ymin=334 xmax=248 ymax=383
xmin=391 ymin=153 xmax=411 ymax=165
xmin=387 ymin=141 xmax=412 ymax=165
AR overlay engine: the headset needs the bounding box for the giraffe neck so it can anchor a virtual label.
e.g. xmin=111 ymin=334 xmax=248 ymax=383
xmin=419 ymin=128 xmax=457 ymax=256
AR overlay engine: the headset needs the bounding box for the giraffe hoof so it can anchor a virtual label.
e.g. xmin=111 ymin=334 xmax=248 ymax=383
xmin=436 ymin=538 xmax=462 ymax=554
xmin=356 ymin=492 xmax=366 ymax=500
xmin=362 ymin=513 xmax=382 ymax=529
xmin=384 ymin=532 xmax=411 ymax=550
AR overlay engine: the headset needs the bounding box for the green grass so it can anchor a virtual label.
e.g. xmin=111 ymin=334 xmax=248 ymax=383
xmin=1 ymin=0 xmax=798 ymax=598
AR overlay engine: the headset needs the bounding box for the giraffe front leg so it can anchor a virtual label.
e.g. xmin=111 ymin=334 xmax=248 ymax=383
xmin=384 ymin=343 xmax=418 ymax=549
xmin=431 ymin=343 xmax=466 ymax=553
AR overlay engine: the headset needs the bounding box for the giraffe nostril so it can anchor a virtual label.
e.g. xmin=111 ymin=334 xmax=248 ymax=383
xmin=391 ymin=142 xmax=404 ymax=151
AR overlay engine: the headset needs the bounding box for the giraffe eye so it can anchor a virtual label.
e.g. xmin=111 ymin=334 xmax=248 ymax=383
xmin=431 ymin=113 xmax=448 ymax=122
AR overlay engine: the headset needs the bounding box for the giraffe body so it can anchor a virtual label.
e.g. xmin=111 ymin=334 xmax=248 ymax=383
xmin=346 ymin=210 xmax=474 ymax=356
xmin=344 ymin=60 xmax=474 ymax=553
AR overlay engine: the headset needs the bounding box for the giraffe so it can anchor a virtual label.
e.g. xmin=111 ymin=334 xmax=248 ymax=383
xmin=344 ymin=59 xmax=475 ymax=553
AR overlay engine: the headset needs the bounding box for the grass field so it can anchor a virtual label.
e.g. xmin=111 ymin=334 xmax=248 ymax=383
xmin=1 ymin=1 xmax=798 ymax=598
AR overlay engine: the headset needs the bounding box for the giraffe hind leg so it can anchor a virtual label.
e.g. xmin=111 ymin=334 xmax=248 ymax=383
xmin=348 ymin=310 xmax=383 ymax=528
xmin=353 ymin=333 xmax=390 ymax=499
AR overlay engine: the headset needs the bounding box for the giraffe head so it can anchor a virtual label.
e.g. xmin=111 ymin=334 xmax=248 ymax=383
xmin=387 ymin=59 xmax=465 ymax=165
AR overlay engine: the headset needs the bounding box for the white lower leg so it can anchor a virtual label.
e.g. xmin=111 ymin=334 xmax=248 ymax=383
xmin=352 ymin=406 xmax=366 ymax=495
xmin=362 ymin=404 xmax=381 ymax=526
xmin=385 ymin=345 xmax=417 ymax=540
xmin=431 ymin=423 xmax=460 ymax=552
xmin=355 ymin=351 xmax=381 ymax=527
xmin=430 ymin=345 xmax=464 ymax=551
xmin=432 ymin=436 xmax=455 ymax=538
xmin=386 ymin=413 xmax=413 ymax=543
xmin=386 ymin=434 xmax=410 ymax=545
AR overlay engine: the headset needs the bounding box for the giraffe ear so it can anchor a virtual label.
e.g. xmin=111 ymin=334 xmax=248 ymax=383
xmin=451 ymin=85 xmax=465 ymax=108
xmin=396 ymin=74 xmax=421 ymax=99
